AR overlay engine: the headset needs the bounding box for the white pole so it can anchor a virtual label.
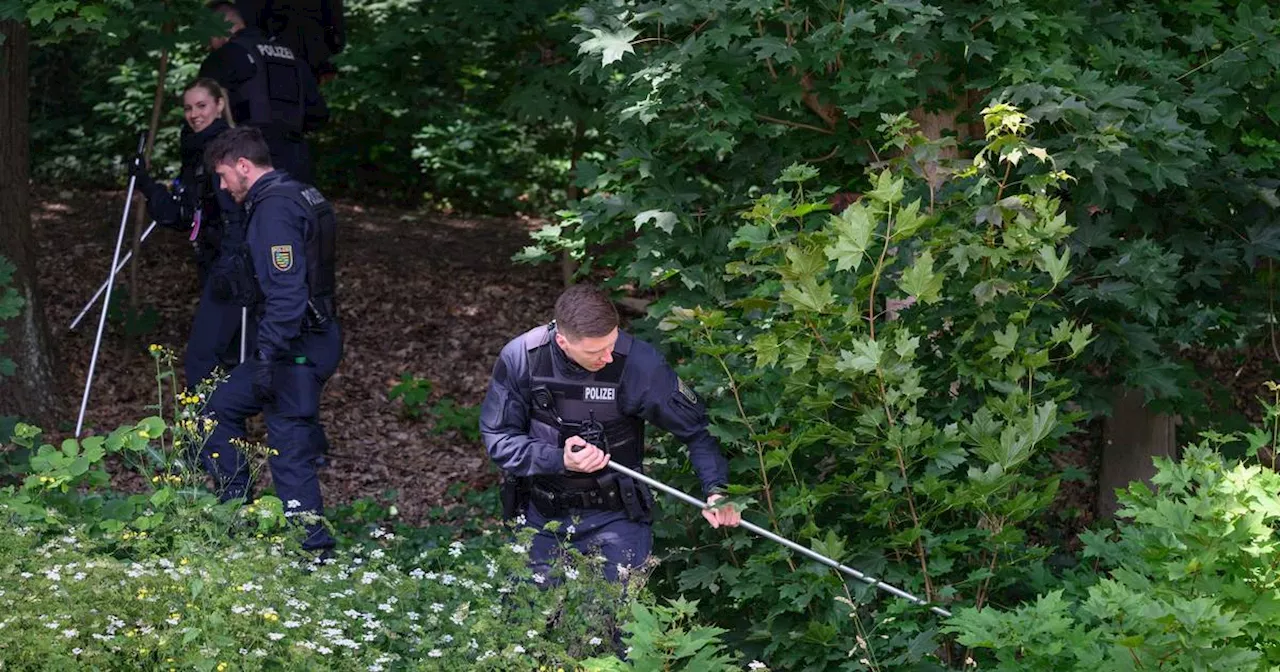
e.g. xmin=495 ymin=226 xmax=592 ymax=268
xmin=68 ymin=220 xmax=158 ymax=332
xmin=240 ymin=307 xmax=248 ymax=363
xmin=76 ymin=133 xmax=148 ymax=438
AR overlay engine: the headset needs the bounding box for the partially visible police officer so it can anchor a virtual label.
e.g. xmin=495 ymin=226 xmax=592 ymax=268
xmin=200 ymin=126 xmax=342 ymax=552
xmin=481 ymin=285 xmax=741 ymax=582
xmin=200 ymin=0 xmax=328 ymax=184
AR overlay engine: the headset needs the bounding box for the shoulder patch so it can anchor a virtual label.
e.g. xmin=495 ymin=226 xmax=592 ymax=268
xmin=271 ymin=245 xmax=294 ymax=272
xmin=676 ymin=377 xmax=698 ymax=404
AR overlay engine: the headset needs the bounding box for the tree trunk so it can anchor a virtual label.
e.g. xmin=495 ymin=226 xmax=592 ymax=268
xmin=0 ymin=20 xmax=61 ymax=426
xmin=1097 ymin=387 xmax=1180 ymax=519
xmin=128 ymin=46 xmax=170 ymax=317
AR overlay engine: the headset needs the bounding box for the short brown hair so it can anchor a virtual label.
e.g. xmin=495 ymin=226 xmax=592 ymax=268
xmin=555 ymin=285 xmax=618 ymax=339
xmin=204 ymin=125 xmax=272 ymax=172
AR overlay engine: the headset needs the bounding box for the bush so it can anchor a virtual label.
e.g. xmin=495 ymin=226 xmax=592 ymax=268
xmin=617 ymin=106 xmax=1090 ymax=669
xmin=947 ymin=435 xmax=1280 ymax=670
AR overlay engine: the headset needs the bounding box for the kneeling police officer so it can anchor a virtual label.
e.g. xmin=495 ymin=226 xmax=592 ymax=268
xmin=481 ymin=285 xmax=740 ymax=582
xmin=200 ymin=126 xmax=342 ymax=552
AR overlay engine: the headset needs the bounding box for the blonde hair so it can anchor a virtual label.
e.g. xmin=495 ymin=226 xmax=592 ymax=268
xmin=185 ymin=77 xmax=235 ymax=126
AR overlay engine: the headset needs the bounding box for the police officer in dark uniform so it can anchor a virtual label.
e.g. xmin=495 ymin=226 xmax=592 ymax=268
xmin=199 ymin=0 xmax=329 ymax=184
xmin=481 ymin=285 xmax=741 ymax=582
xmin=200 ymin=126 xmax=342 ymax=552
xmin=131 ymin=78 xmax=259 ymax=389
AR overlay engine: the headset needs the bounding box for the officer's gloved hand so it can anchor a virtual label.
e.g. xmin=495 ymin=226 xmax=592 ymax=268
xmin=251 ymin=351 xmax=277 ymax=404
xmin=128 ymin=153 xmax=156 ymax=192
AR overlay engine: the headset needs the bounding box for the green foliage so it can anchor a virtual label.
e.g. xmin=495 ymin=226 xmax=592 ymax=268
xmin=388 ymin=373 xmax=482 ymax=441
xmin=946 ymin=436 xmax=1280 ymax=670
xmin=582 ymin=598 xmax=745 ymax=671
xmin=389 ymin=373 xmax=434 ymax=420
xmin=537 ymin=0 xmax=1280 ymax=420
xmin=631 ymin=110 xmax=1087 ymax=669
xmin=298 ymin=0 xmax=606 ymax=211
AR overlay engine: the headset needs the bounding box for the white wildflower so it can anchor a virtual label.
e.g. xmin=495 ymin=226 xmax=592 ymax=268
xmin=268 ymin=633 xmax=285 ymax=641
xmin=428 ymin=649 xmax=443 ymax=658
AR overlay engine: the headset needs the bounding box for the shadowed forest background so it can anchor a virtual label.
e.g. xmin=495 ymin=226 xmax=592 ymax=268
xmin=0 ymin=0 xmax=1279 ymax=670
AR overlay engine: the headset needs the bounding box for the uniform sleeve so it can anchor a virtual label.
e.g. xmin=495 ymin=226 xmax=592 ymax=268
xmin=248 ymin=195 xmax=309 ymax=357
xmin=480 ymin=341 xmax=567 ymax=477
xmin=139 ymin=175 xmax=184 ymax=230
xmin=620 ymin=341 xmax=729 ymax=496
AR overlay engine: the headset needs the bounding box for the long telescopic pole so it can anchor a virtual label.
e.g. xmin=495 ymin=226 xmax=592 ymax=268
xmin=68 ymin=220 xmax=158 ymax=332
xmin=76 ymin=132 xmax=148 ymax=438
xmin=605 ymin=461 xmax=952 ymax=618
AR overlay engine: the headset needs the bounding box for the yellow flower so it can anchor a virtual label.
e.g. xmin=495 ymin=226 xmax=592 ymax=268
xmin=217 ymin=663 xmax=228 ymax=672
xmin=138 ymin=531 xmax=148 ymax=539
xmin=169 ymin=613 xmax=180 ymax=621
xmin=180 ymin=558 xmax=189 ymax=566
xmin=151 ymin=475 xmax=161 ymax=483
xmin=211 ymin=452 xmax=220 ymax=459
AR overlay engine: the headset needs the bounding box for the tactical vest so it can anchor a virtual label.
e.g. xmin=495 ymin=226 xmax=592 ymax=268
xmin=243 ymin=176 xmax=338 ymax=320
xmin=523 ymin=325 xmax=644 ymax=491
xmin=227 ymin=30 xmax=306 ymax=137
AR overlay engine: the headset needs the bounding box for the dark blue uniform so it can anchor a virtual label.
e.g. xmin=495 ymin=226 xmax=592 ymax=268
xmin=199 ymin=27 xmax=329 ymax=183
xmin=480 ymin=324 xmax=729 ymax=582
xmin=201 ymin=170 xmax=341 ymax=550
xmin=136 ymin=118 xmax=258 ymax=387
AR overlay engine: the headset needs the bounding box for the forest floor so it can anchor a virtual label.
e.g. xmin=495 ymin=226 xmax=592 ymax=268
xmin=33 ymin=187 xmax=561 ymax=525
xmin=26 ymin=188 xmax=1280 ymax=535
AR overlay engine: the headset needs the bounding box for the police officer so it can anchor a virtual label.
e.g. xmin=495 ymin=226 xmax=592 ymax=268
xmin=130 ymin=78 xmax=259 ymax=389
xmin=481 ymin=285 xmax=741 ymax=582
xmin=200 ymin=126 xmax=342 ymax=552
xmin=200 ymin=0 xmax=328 ymax=184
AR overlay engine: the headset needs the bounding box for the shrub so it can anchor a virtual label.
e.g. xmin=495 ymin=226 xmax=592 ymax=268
xmin=946 ymin=434 xmax=1280 ymax=670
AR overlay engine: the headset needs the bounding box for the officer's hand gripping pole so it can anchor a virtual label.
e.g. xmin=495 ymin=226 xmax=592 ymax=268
xmin=570 ymin=444 xmax=952 ymax=618
xmin=68 ymin=219 xmax=159 ymax=332
xmin=75 ymin=131 xmax=149 ymax=438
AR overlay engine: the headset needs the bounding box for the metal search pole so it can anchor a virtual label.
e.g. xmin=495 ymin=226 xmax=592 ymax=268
xmin=68 ymin=219 xmax=159 ymax=332
xmin=607 ymin=461 xmax=953 ymax=618
xmin=76 ymin=132 xmax=148 ymax=438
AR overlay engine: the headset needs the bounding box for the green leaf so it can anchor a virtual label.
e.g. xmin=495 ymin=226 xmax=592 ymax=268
xmin=633 ymin=209 xmax=677 ymax=234
xmin=898 ymin=251 xmax=944 ymax=304
xmin=824 ymin=205 xmax=875 ymax=272
xmin=1036 ymin=245 xmax=1070 ymax=285
xmin=867 ymin=169 xmax=905 ymax=205
xmin=837 ymin=338 xmax=882 ymax=374
xmin=61 ymin=438 xmax=79 ymax=458
xmin=783 ymin=339 xmax=812 ymax=372
xmin=751 ymin=333 xmax=780 ymax=369
xmin=1069 ymin=325 xmax=1094 ymax=357
xmin=777 ymin=163 xmax=819 ymax=183
xmin=781 ymin=280 xmax=834 ymax=313
xmin=150 ymin=488 xmax=174 ymax=508
xmin=989 ymin=324 xmax=1019 ymax=361
xmin=892 ymin=199 xmax=926 ymax=239
xmin=578 ymin=27 xmax=638 ymax=66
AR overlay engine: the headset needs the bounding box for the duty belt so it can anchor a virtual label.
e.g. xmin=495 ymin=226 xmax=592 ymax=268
xmin=529 ymin=472 xmax=652 ymax=522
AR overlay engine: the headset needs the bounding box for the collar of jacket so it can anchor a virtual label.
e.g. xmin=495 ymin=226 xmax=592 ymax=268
xmin=245 ymin=169 xmax=288 ymax=213
xmin=549 ymin=332 xmax=592 ymax=379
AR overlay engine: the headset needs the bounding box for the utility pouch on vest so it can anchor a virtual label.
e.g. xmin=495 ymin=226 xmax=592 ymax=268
xmin=601 ymin=472 xmax=653 ymax=524
xmin=500 ymin=471 xmax=530 ymax=521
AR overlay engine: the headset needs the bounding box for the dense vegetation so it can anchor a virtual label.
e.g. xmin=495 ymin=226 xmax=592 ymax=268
xmin=5 ymin=0 xmax=1280 ymax=668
